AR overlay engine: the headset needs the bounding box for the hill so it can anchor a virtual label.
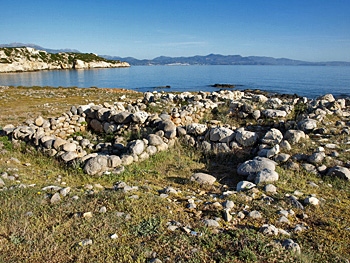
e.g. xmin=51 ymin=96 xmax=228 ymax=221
xmin=0 ymin=47 xmax=130 ymax=73
xmin=102 ymin=53 xmax=350 ymax=66
xmin=1 ymin=43 xmax=349 ymax=67
xmin=0 ymin=42 xmax=81 ymax=54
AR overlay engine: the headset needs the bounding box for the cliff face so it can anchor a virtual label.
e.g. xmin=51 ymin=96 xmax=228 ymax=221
xmin=0 ymin=47 xmax=130 ymax=73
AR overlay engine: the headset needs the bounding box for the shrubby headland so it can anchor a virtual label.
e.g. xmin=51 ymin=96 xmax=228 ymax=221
xmin=0 ymin=47 xmax=130 ymax=73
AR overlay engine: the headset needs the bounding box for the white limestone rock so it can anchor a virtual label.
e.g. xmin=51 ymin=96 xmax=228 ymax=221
xmin=237 ymin=181 xmax=256 ymax=192
xmin=129 ymin=140 xmax=145 ymax=155
xmin=190 ymin=172 xmax=216 ymax=185
xmin=235 ymin=128 xmax=258 ymax=147
xmin=261 ymin=128 xmax=283 ymax=146
xmin=284 ymin=129 xmax=306 ymax=144
xmin=83 ymin=155 xmax=109 ymax=175
xmin=186 ymin=123 xmax=208 ymax=136
xmin=262 ymin=109 xmax=287 ymax=118
xmin=209 ymin=127 xmax=235 ymax=143
xmin=237 ymin=157 xmax=276 ymax=177
xmin=298 ymin=118 xmax=318 ymax=133
xmin=254 ymin=169 xmax=279 ymax=184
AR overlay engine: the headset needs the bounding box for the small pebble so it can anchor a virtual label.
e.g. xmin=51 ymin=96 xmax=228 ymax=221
xmin=79 ymin=239 xmax=93 ymax=246
xmin=83 ymin=212 xmax=93 ymax=218
xmin=110 ymin=234 xmax=118 ymax=239
xmin=50 ymin=193 xmax=61 ymax=204
xmin=248 ymin=210 xmax=262 ymax=219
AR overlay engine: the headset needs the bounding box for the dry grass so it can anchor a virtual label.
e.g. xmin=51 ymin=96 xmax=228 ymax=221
xmin=0 ymin=86 xmax=350 ymax=262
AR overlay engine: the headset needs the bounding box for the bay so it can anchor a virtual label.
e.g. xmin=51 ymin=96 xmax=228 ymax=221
xmin=1 ymin=65 xmax=350 ymax=98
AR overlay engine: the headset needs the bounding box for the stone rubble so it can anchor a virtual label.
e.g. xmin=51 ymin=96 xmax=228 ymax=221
xmin=1 ymin=88 xmax=350 ymax=259
xmin=2 ymin=89 xmax=347 ymax=185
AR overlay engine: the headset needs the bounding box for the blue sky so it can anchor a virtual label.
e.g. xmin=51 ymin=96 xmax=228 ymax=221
xmin=1 ymin=0 xmax=349 ymax=61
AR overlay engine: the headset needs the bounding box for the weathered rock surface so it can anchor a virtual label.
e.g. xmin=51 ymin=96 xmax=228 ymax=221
xmin=0 ymin=47 xmax=130 ymax=73
xmin=235 ymin=128 xmax=258 ymax=147
xmin=190 ymin=173 xmax=216 ymax=185
xmin=326 ymin=166 xmax=350 ymax=180
xmin=237 ymin=157 xmax=276 ymax=177
xmin=84 ymin=155 xmax=109 ymax=175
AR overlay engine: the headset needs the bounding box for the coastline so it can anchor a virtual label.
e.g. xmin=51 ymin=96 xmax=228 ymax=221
xmin=1 ymin=65 xmax=348 ymax=99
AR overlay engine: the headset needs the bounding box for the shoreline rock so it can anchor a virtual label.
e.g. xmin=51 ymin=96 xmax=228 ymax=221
xmin=0 ymin=47 xmax=130 ymax=73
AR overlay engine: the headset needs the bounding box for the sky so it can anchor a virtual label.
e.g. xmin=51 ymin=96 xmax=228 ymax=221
xmin=1 ymin=0 xmax=350 ymax=61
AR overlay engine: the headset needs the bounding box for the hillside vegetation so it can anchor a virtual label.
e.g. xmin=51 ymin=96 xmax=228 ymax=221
xmin=0 ymin=47 xmax=129 ymax=73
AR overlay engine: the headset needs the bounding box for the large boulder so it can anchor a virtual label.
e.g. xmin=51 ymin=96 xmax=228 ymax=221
xmin=158 ymin=120 xmax=177 ymax=139
xmin=254 ymin=169 xmax=279 ymax=184
xmin=89 ymin=119 xmax=103 ymax=133
xmin=129 ymin=140 xmax=145 ymax=155
xmin=298 ymin=118 xmax=317 ymax=133
xmin=103 ymin=122 xmax=118 ymax=134
xmin=258 ymin=144 xmax=280 ymax=158
xmin=61 ymin=151 xmax=78 ymax=162
xmin=262 ymin=109 xmax=287 ymax=118
xmin=84 ymin=155 xmax=109 ymax=176
xmin=190 ymin=172 xmax=216 ymax=185
xmin=235 ymin=128 xmax=258 ymax=147
xmin=317 ymin=94 xmax=335 ymax=103
xmin=96 ymin=108 xmax=111 ymax=122
xmin=284 ymin=130 xmax=306 ymax=144
xmin=261 ymin=128 xmax=283 ymax=146
xmin=62 ymin=142 xmax=77 ymax=152
xmin=326 ymin=166 xmax=350 ymax=180
xmin=237 ymin=157 xmax=276 ymax=177
xmin=114 ymin=111 xmax=131 ymax=124
xmin=308 ymin=152 xmax=326 ymax=164
xmin=209 ymin=127 xmax=235 ymax=143
xmin=108 ymin=155 xmax=122 ymax=168
xmin=147 ymin=134 xmax=164 ymax=146
xmin=252 ymin=94 xmax=268 ymax=103
xmin=186 ymin=123 xmax=208 ymax=136
xmin=53 ymin=137 xmax=67 ymax=150
xmin=131 ymin=111 xmax=149 ymax=124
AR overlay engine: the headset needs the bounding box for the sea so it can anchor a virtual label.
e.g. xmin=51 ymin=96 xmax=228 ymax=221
xmin=1 ymin=65 xmax=350 ymax=99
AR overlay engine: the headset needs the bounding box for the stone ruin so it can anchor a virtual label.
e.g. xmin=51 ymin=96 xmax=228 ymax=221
xmin=1 ymin=89 xmax=350 ymax=183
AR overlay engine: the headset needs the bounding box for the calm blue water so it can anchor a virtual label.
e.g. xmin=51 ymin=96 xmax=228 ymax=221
xmin=1 ymin=65 xmax=350 ymax=98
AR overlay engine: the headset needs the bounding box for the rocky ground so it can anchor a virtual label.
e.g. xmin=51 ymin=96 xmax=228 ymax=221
xmin=0 ymin=86 xmax=349 ymax=262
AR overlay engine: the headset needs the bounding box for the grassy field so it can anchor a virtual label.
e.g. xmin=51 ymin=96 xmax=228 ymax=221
xmin=0 ymin=86 xmax=349 ymax=262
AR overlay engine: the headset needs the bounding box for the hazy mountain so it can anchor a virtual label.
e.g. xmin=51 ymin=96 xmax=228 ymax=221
xmin=0 ymin=43 xmax=80 ymax=54
xmin=1 ymin=43 xmax=349 ymax=66
xmin=102 ymin=53 xmax=350 ymax=66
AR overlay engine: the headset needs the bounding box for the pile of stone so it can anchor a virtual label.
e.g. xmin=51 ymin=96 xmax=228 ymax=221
xmin=1 ymin=90 xmax=350 ymax=184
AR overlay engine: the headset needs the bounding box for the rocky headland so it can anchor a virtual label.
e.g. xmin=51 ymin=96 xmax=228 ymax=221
xmin=1 ymin=86 xmax=350 ymax=262
xmin=0 ymin=47 xmax=130 ymax=73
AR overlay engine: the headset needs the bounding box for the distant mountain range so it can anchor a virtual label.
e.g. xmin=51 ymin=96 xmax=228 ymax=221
xmin=102 ymin=54 xmax=350 ymax=66
xmin=0 ymin=43 xmax=80 ymax=54
xmin=1 ymin=43 xmax=349 ymax=66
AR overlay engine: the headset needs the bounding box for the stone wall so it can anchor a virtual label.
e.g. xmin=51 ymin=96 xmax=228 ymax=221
xmin=2 ymin=89 xmax=350 ymax=183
